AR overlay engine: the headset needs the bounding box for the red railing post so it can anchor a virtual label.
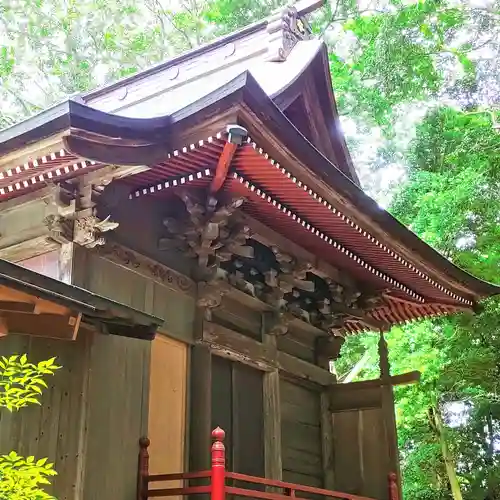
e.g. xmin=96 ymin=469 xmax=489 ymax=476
xmin=388 ymin=472 xmax=399 ymax=500
xmin=138 ymin=437 xmax=150 ymax=500
xmin=211 ymin=427 xmax=226 ymax=500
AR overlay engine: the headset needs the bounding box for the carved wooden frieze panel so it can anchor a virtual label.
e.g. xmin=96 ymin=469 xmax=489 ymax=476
xmin=94 ymin=242 xmax=195 ymax=295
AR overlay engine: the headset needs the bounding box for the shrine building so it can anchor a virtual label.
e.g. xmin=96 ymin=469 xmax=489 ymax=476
xmin=0 ymin=1 xmax=497 ymax=499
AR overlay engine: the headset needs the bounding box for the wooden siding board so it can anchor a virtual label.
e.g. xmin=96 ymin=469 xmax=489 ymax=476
xmin=211 ymin=355 xmax=233 ymax=468
xmin=281 ymin=399 xmax=319 ymax=427
xmin=277 ymin=335 xmax=314 ymax=363
xmin=233 ymin=363 xmax=265 ymax=478
xmin=83 ymin=334 xmax=149 ymax=500
xmin=282 ymin=470 xmax=323 ymax=488
xmin=0 ymin=334 xmax=88 ymax=499
xmin=108 ymin=197 xmax=194 ymax=277
xmin=189 ymin=343 xmax=212 ymax=472
xmin=281 ymin=421 xmax=322 ymax=456
xmin=148 ymin=335 xmax=187 ymax=475
xmin=263 ymin=370 xmax=282 ymax=481
xmin=212 ymin=296 xmax=262 ymax=341
xmin=282 ymin=447 xmax=323 ymax=478
xmin=320 ymin=391 xmax=335 ymax=490
xmin=280 ymin=379 xmax=320 ymax=408
xmin=360 ymin=409 xmax=388 ymax=500
xmin=54 ymin=335 xmax=87 ymax=500
xmin=151 ymin=281 xmax=195 ymax=341
xmin=280 ymin=378 xmax=323 ymax=489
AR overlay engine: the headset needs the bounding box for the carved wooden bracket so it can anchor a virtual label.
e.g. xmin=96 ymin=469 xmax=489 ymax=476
xmin=73 ymin=214 xmax=119 ymax=248
xmin=197 ymin=279 xmax=232 ymax=320
xmin=315 ymin=335 xmax=346 ymax=369
xmin=43 ymin=211 xmax=119 ymax=248
xmin=43 ymin=184 xmax=119 ymax=248
xmin=156 ymin=190 xmax=390 ymax=336
xmin=159 ymin=191 xmax=253 ymax=275
xmin=264 ymin=310 xmax=295 ymax=336
xmin=43 ymin=214 xmax=74 ymax=244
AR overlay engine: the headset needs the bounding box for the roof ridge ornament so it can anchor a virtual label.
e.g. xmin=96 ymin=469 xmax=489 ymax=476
xmin=266 ymin=5 xmax=313 ymax=62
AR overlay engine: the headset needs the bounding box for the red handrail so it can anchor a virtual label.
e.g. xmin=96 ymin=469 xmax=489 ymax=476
xmin=224 ymin=472 xmax=375 ymax=500
xmin=138 ymin=427 xmax=398 ymax=500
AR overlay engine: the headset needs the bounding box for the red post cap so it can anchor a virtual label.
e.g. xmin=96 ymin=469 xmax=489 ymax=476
xmin=212 ymin=427 xmax=225 ymax=441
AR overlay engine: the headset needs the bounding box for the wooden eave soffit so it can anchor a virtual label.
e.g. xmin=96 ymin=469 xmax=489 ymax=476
xmin=0 ymin=284 xmax=82 ymax=340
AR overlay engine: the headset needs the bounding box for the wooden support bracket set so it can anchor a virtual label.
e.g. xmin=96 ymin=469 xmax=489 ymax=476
xmin=161 ymin=186 xmax=388 ymax=343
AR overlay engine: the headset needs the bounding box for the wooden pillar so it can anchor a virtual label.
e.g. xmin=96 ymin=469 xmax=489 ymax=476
xmin=189 ymin=343 xmax=212 ymax=471
xmin=378 ymin=331 xmax=402 ymax=499
xmin=262 ymin=313 xmax=282 ymax=481
xmin=320 ymin=390 xmax=335 ymax=490
xmin=315 ymin=335 xmax=338 ymax=491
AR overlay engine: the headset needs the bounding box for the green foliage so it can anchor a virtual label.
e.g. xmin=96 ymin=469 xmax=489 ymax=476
xmin=337 ymin=105 xmax=500 ymax=498
xmin=0 ymin=452 xmax=56 ymax=500
xmin=0 ymin=355 xmax=60 ymax=412
xmin=325 ymin=0 xmax=496 ymax=128
xmin=0 ymin=355 xmax=60 ymax=499
xmin=391 ymin=107 xmax=500 ymax=280
xmin=0 ymin=0 xmax=496 ymax=131
xmin=202 ymin=0 xmax=287 ymax=34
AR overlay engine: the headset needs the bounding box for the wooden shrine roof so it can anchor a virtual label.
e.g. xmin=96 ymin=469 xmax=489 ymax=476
xmin=0 ymin=258 xmax=162 ymax=340
xmin=0 ymin=0 xmax=497 ymax=332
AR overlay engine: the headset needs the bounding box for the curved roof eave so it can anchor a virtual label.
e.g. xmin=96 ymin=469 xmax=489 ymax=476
xmin=163 ymin=71 xmax=500 ymax=300
xmin=82 ymin=0 xmax=325 ymax=103
xmin=0 ymin=69 xmax=497 ymax=301
xmin=0 ymin=99 xmax=173 ymax=167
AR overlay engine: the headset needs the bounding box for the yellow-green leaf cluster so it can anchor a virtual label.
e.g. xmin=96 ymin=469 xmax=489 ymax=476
xmin=0 ymin=355 xmax=60 ymax=412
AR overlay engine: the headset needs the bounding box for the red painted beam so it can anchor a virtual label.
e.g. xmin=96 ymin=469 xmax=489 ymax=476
xmin=210 ymin=141 xmax=238 ymax=194
xmin=209 ymin=124 xmax=247 ymax=194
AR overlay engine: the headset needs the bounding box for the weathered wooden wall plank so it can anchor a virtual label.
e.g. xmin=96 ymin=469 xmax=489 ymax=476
xmin=330 ymin=406 xmax=389 ymax=499
xmin=102 ymin=195 xmax=194 ymax=277
xmin=0 ymin=194 xmax=56 ymax=259
xmin=212 ymin=296 xmax=262 ymax=341
xmin=189 ymin=344 xmax=212 ymax=472
xmin=360 ymin=409 xmax=388 ymax=499
xmin=83 ymin=334 xmax=150 ymax=500
xmin=320 ymin=391 xmax=335 ymax=490
xmin=262 ymin=323 xmax=282 ymax=483
xmin=0 ymin=334 xmax=89 ymax=499
xmin=280 ymin=378 xmax=323 ymax=489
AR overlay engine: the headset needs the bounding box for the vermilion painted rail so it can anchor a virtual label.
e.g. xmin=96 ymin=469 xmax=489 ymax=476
xmin=138 ymin=427 xmax=399 ymax=500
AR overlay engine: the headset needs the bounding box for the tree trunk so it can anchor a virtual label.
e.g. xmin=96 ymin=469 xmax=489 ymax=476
xmin=431 ymin=405 xmax=463 ymax=500
xmin=486 ymin=408 xmax=494 ymax=463
xmin=341 ymin=351 xmax=371 ymax=383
